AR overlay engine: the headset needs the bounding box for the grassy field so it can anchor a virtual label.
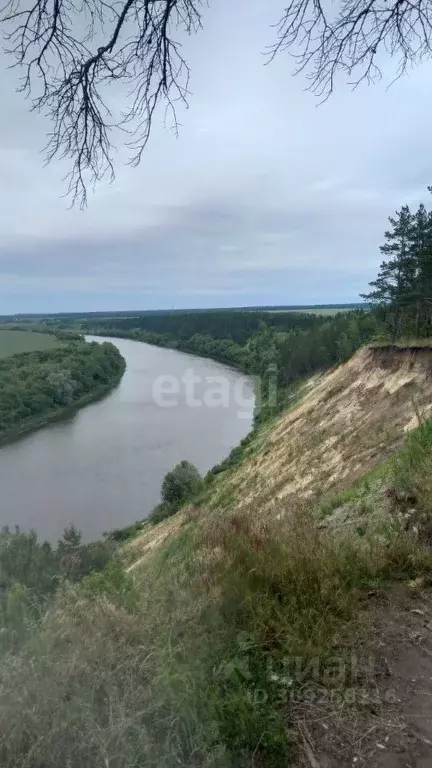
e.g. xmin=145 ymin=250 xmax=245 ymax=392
xmin=285 ymin=306 xmax=359 ymax=315
xmin=0 ymin=330 xmax=60 ymax=358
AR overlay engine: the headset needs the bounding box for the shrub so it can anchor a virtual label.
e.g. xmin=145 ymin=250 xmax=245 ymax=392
xmin=147 ymin=502 xmax=175 ymax=525
xmin=161 ymin=460 xmax=203 ymax=511
xmin=81 ymin=561 xmax=138 ymax=608
xmin=104 ymin=522 xmax=144 ymax=542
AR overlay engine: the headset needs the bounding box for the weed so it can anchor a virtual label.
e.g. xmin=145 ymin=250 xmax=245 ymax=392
xmin=393 ymin=420 xmax=432 ymax=520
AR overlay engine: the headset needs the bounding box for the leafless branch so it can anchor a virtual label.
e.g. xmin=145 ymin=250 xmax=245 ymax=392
xmin=2 ymin=0 xmax=432 ymax=204
xmin=1 ymin=0 xmax=202 ymax=205
xmin=270 ymin=0 xmax=432 ymax=101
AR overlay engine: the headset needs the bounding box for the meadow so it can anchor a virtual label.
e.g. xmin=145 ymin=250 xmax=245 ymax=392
xmin=0 ymin=329 xmax=60 ymax=358
xmin=283 ymin=305 xmax=360 ymax=315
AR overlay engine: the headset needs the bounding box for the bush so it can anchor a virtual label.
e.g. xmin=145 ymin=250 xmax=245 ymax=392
xmin=81 ymin=561 xmax=138 ymax=608
xmin=147 ymin=502 xmax=176 ymax=525
xmin=161 ymin=460 xmax=203 ymax=511
xmin=104 ymin=522 xmax=144 ymax=542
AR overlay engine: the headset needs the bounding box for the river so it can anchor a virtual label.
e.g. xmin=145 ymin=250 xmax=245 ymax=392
xmin=0 ymin=336 xmax=254 ymax=542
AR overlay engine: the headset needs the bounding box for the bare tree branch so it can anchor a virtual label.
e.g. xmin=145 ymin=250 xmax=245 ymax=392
xmin=1 ymin=0 xmax=202 ymax=205
xmin=270 ymin=0 xmax=432 ymax=101
xmin=1 ymin=0 xmax=432 ymax=204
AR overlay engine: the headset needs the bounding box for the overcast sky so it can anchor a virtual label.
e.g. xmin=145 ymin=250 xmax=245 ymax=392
xmin=0 ymin=0 xmax=431 ymax=313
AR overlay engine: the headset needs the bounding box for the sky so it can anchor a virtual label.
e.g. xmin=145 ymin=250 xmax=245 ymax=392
xmin=1 ymin=0 xmax=432 ymax=313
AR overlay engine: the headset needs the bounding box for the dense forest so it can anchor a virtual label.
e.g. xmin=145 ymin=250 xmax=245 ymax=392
xmin=362 ymin=193 xmax=432 ymax=339
xmin=74 ymin=309 xmax=378 ymax=422
xmin=0 ymin=340 xmax=125 ymax=439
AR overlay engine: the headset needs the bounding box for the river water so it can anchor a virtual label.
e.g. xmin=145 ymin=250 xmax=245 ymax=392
xmin=0 ymin=337 xmax=254 ymax=542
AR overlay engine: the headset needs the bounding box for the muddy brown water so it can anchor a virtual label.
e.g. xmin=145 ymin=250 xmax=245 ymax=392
xmin=0 ymin=336 xmax=254 ymax=542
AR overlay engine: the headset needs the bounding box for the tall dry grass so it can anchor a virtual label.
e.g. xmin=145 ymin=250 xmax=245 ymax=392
xmin=0 ymin=497 xmax=431 ymax=767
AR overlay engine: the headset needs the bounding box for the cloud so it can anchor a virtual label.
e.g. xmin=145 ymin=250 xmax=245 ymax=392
xmin=0 ymin=0 xmax=431 ymax=311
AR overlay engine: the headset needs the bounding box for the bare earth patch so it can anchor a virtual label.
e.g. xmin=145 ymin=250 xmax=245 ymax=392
xmin=295 ymin=587 xmax=432 ymax=768
xmin=231 ymin=346 xmax=432 ymax=517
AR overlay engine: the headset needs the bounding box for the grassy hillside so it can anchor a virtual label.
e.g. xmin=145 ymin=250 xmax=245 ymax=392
xmin=0 ymin=329 xmax=61 ymax=357
xmin=1 ymin=344 xmax=432 ymax=766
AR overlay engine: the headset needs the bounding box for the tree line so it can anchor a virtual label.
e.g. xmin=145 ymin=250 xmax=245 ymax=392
xmin=0 ymin=340 xmax=125 ymax=439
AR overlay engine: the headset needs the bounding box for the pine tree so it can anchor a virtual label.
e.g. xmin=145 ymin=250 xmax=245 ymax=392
xmin=362 ymin=205 xmax=415 ymax=339
xmin=412 ymin=203 xmax=432 ymax=336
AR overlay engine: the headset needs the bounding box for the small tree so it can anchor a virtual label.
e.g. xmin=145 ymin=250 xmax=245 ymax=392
xmin=161 ymin=461 xmax=202 ymax=511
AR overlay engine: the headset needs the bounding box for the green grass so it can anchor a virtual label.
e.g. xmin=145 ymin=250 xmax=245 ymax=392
xmin=392 ymin=420 xmax=432 ymax=531
xmin=286 ymin=306 xmax=359 ymax=316
xmin=0 ymin=329 xmax=60 ymax=358
xmin=319 ymin=462 xmax=391 ymax=519
xmin=1 ymin=421 xmax=432 ymax=767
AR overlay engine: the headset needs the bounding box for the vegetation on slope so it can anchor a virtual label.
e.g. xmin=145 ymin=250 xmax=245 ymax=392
xmin=0 ymin=339 xmax=125 ymax=440
xmin=0 ymin=409 xmax=432 ymax=767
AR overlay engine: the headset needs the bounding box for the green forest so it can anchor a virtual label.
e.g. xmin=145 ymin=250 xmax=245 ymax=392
xmin=0 ymin=339 xmax=125 ymax=439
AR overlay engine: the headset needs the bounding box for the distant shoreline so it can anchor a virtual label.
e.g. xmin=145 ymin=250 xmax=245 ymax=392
xmin=0 ymin=368 xmax=125 ymax=447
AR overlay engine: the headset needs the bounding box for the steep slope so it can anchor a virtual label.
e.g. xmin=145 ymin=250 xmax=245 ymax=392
xmin=210 ymin=344 xmax=432 ymax=518
xmin=127 ymin=344 xmax=432 ymax=565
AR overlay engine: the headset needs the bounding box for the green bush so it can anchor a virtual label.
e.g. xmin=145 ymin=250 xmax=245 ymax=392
xmin=146 ymin=461 xmax=204 ymax=526
xmin=81 ymin=561 xmax=138 ymax=608
xmin=161 ymin=460 xmax=203 ymax=509
xmin=147 ymin=502 xmax=176 ymax=525
xmin=104 ymin=522 xmax=144 ymax=542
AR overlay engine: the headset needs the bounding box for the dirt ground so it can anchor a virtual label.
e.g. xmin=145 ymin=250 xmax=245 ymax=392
xmin=296 ymin=587 xmax=432 ymax=768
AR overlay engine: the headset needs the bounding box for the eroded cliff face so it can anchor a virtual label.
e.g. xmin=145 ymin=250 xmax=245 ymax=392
xmin=125 ymin=344 xmax=432 ymax=564
xmin=216 ymin=345 xmax=432 ymax=515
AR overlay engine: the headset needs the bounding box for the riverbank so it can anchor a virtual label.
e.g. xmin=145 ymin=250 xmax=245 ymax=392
xmin=0 ymin=340 xmax=126 ymax=445
xmin=0 ymin=369 xmax=125 ymax=446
